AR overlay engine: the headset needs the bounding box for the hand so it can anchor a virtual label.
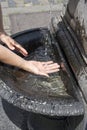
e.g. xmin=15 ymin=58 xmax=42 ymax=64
xmin=23 ymin=60 xmax=60 ymax=77
xmin=0 ymin=33 xmax=28 ymax=56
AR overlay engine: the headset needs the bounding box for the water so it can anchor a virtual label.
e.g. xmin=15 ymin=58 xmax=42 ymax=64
xmin=0 ymin=30 xmax=72 ymax=99
xmin=13 ymin=43 xmax=71 ymax=98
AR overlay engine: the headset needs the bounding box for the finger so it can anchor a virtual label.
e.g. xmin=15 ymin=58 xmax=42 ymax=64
xmin=12 ymin=42 xmax=28 ymax=56
xmin=42 ymin=61 xmax=60 ymax=68
xmin=42 ymin=61 xmax=53 ymax=65
xmin=44 ymin=63 xmax=60 ymax=69
xmin=6 ymin=38 xmax=20 ymax=50
xmin=7 ymin=40 xmax=15 ymax=50
xmin=15 ymin=46 xmax=28 ymax=56
xmin=0 ymin=36 xmax=15 ymax=50
xmin=7 ymin=37 xmax=28 ymax=56
xmin=46 ymin=68 xmax=60 ymax=73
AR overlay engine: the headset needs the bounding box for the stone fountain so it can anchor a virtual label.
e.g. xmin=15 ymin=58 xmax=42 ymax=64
xmin=0 ymin=0 xmax=87 ymax=130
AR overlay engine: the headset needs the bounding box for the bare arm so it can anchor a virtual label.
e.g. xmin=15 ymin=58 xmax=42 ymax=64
xmin=0 ymin=44 xmax=60 ymax=77
xmin=0 ymin=44 xmax=25 ymax=68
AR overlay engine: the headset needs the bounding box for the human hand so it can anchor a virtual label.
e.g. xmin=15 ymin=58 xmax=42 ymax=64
xmin=22 ymin=60 xmax=60 ymax=77
xmin=0 ymin=33 xmax=28 ymax=56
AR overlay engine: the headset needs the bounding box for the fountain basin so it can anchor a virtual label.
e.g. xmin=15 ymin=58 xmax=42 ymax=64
xmin=0 ymin=28 xmax=84 ymax=117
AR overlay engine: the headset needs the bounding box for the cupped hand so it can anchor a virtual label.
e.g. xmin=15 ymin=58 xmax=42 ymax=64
xmin=23 ymin=60 xmax=60 ymax=77
xmin=0 ymin=33 xmax=28 ymax=56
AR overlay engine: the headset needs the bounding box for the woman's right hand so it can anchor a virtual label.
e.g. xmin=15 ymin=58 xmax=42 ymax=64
xmin=22 ymin=60 xmax=60 ymax=77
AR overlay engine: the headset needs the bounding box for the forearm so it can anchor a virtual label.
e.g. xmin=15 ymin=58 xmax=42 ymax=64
xmin=0 ymin=4 xmax=4 ymax=33
xmin=0 ymin=44 xmax=26 ymax=69
xmin=0 ymin=45 xmax=60 ymax=77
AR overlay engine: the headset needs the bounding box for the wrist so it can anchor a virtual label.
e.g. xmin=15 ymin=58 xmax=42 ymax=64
xmin=20 ymin=60 xmax=32 ymax=73
xmin=19 ymin=59 xmax=28 ymax=71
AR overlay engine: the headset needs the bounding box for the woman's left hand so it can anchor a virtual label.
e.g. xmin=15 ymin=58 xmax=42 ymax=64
xmin=0 ymin=33 xmax=28 ymax=56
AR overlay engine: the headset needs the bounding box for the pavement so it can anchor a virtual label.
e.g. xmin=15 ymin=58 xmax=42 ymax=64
xmin=1 ymin=0 xmax=64 ymax=35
